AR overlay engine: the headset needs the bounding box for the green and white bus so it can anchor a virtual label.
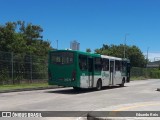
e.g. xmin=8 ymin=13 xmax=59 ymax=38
xmin=48 ymin=50 xmax=130 ymax=90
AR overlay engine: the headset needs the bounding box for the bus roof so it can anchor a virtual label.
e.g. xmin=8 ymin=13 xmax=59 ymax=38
xmin=50 ymin=49 xmax=101 ymax=57
xmin=101 ymin=55 xmax=122 ymax=60
xmin=50 ymin=49 xmax=130 ymax=61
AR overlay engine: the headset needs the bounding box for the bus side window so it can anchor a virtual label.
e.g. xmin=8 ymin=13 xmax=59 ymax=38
xmin=102 ymin=58 xmax=109 ymax=71
xmin=120 ymin=61 xmax=122 ymax=71
xmin=95 ymin=57 xmax=102 ymax=71
xmin=115 ymin=60 xmax=121 ymax=71
xmin=122 ymin=61 xmax=127 ymax=71
xmin=88 ymin=58 xmax=93 ymax=72
xmin=110 ymin=61 xmax=114 ymax=72
xmin=79 ymin=55 xmax=87 ymax=71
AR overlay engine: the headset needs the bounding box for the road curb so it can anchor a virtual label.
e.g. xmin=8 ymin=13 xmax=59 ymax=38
xmin=87 ymin=112 xmax=124 ymax=120
xmin=87 ymin=113 xmax=127 ymax=120
xmin=0 ymin=86 xmax=63 ymax=93
xmin=86 ymin=101 xmax=160 ymax=120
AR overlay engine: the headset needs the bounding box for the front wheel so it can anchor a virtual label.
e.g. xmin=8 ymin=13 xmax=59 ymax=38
xmin=96 ymin=80 xmax=102 ymax=90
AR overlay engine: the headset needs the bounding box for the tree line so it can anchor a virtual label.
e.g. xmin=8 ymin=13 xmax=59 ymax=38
xmin=0 ymin=21 xmax=52 ymax=56
xmin=86 ymin=44 xmax=147 ymax=67
xmin=0 ymin=21 xmax=52 ymax=84
xmin=0 ymin=21 xmax=146 ymax=68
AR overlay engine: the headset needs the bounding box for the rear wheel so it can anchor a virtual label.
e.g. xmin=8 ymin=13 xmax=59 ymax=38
xmin=120 ymin=78 xmax=125 ymax=87
xmin=96 ymin=80 xmax=102 ymax=90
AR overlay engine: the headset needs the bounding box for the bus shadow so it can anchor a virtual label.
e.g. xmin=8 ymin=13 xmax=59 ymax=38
xmin=46 ymin=86 xmax=127 ymax=94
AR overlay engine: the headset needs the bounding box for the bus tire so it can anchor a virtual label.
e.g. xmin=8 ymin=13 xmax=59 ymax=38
xmin=96 ymin=79 xmax=102 ymax=91
xmin=120 ymin=78 xmax=125 ymax=87
xmin=127 ymin=77 xmax=130 ymax=82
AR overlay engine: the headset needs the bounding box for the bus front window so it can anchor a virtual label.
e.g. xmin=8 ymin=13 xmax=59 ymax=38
xmin=50 ymin=52 xmax=74 ymax=65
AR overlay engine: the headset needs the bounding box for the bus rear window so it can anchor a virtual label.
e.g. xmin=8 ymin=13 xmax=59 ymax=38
xmin=50 ymin=52 xmax=74 ymax=65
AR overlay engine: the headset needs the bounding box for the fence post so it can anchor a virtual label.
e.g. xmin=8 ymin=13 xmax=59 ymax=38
xmin=11 ymin=52 xmax=14 ymax=84
xmin=30 ymin=53 xmax=32 ymax=82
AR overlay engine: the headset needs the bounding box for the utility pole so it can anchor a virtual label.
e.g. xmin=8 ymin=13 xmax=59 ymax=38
xmin=123 ymin=33 xmax=129 ymax=58
xmin=146 ymin=47 xmax=149 ymax=77
xmin=147 ymin=47 xmax=149 ymax=60
xmin=146 ymin=47 xmax=149 ymax=67
xmin=56 ymin=40 xmax=58 ymax=49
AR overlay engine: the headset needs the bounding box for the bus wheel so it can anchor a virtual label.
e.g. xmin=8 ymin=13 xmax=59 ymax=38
xmin=96 ymin=80 xmax=102 ymax=91
xmin=120 ymin=78 xmax=125 ymax=87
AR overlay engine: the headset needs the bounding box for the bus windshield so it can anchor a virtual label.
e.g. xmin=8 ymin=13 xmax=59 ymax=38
xmin=50 ymin=52 xmax=74 ymax=65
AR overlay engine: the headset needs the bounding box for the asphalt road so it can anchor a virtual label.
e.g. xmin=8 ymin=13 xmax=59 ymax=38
xmin=0 ymin=79 xmax=160 ymax=120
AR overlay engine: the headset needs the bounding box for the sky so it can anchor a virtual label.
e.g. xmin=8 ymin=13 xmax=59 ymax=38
xmin=0 ymin=0 xmax=160 ymax=61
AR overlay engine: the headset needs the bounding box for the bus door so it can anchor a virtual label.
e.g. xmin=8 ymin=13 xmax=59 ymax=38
xmin=109 ymin=60 xmax=115 ymax=85
xmin=88 ymin=57 xmax=94 ymax=88
xmin=115 ymin=60 xmax=122 ymax=84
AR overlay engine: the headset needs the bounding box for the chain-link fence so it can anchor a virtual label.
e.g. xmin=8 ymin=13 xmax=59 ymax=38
xmin=131 ymin=67 xmax=160 ymax=79
xmin=0 ymin=51 xmax=48 ymax=85
xmin=0 ymin=50 xmax=159 ymax=85
xmin=131 ymin=67 xmax=147 ymax=78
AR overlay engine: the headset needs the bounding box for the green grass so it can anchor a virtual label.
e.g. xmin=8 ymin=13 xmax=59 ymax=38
xmin=130 ymin=76 xmax=149 ymax=81
xmin=0 ymin=82 xmax=50 ymax=91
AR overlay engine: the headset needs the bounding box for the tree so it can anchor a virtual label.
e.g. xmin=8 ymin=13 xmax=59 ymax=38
xmin=95 ymin=44 xmax=146 ymax=67
xmin=0 ymin=21 xmax=52 ymax=84
xmin=0 ymin=22 xmax=16 ymax=52
xmin=86 ymin=48 xmax=91 ymax=53
xmin=0 ymin=21 xmax=52 ymax=55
